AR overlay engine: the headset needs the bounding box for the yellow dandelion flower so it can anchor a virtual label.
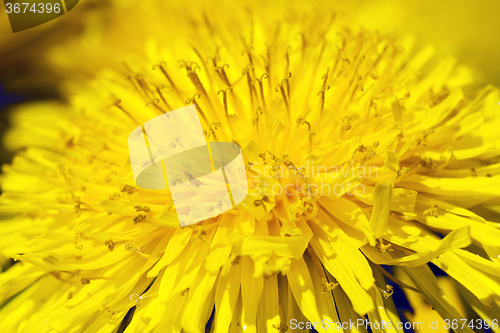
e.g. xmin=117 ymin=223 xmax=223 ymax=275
xmin=1 ymin=2 xmax=500 ymax=333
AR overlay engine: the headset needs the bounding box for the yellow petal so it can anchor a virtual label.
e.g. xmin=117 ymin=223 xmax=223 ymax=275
xmin=309 ymin=221 xmax=375 ymax=315
xmin=403 ymin=265 xmax=474 ymax=333
xmin=213 ymin=263 xmax=242 ymax=332
xmin=320 ymin=197 xmax=376 ymax=246
xmin=362 ymin=226 xmax=471 ymax=267
xmin=240 ymin=256 xmax=264 ymax=332
xmin=257 ymin=274 xmax=281 ymax=332
xmin=147 ymin=227 xmax=191 ymax=278
xmin=181 ymin=265 xmax=218 ymax=333
xmin=331 ymin=282 xmax=369 ymax=333
xmin=369 ymin=182 xmax=393 ymax=239
xmin=287 ymin=257 xmax=324 ymax=331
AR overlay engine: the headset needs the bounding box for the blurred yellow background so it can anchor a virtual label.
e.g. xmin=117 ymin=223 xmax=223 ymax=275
xmin=347 ymin=0 xmax=500 ymax=86
xmin=0 ymin=0 xmax=499 ymax=93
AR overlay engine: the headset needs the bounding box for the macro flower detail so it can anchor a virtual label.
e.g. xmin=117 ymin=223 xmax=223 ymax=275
xmin=1 ymin=4 xmax=500 ymax=333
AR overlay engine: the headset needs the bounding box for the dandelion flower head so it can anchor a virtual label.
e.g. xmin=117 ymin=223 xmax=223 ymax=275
xmin=1 ymin=1 xmax=500 ymax=332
